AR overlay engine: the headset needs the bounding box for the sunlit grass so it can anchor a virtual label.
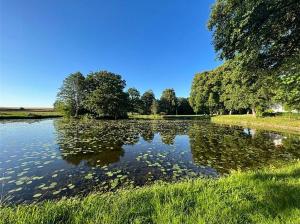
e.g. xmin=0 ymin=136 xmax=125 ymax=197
xmin=212 ymin=114 xmax=300 ymax=134
xmin=1 ymin=162 xmax=299 ymax=224
xmin=129 ymin=114 xmax=209 ymax=120
xmin=0 ymin=111 xmax=62 ymax=119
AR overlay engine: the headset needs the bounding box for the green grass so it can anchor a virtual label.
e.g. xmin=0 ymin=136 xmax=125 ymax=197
xmin=1 ymin=162 xmax=299 ymax=224
xmin=0 ymin=110 xmax=62 ymax=119
xmin=129 ymin=114 xmax=163 ymax=119
xmin=212 ymin=114 xmax=300 ymax=134
xmin=129 ymin=114 xmax=210 ymax=120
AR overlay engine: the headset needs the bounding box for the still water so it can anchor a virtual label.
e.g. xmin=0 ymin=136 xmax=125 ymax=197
xmin=0 ymin=118 xmax=299 ymax=203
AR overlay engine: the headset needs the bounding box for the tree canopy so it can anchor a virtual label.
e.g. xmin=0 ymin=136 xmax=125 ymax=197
xmin=189 ymin=60 xmax=277 ymax=116
xmin=55 ymin=72 xmax=197 ymax=118
xmin=84 ymin=71 xmax=129 ymax=119
xmin=55 ymin=71 xmax=129 ymax=119
xmin=127 ymin=88 xmax=143 ymax=114
xmin=198 ymin=0 xmax=300 ymax=115
xmin=160 ymin=89 xmax=178 ymax=115
xmin=208 ymin=0 xmax=300 ymax=70
xmin=56 ymin=72 xmax=86 ymax=117
xmin=274 ymin=55 xmax=300 ymax=110
xmin=141 ymin=90 xmax=155 ymax=115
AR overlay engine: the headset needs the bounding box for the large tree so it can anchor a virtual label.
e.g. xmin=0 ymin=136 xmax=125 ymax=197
xmin=56 ymin=72 xmax=86 ymax=117
xmin=160 ymin=88 xmax=178 ymax=115
xmin=189 ymin=72 xmax=210 ymax=114
xmin=84 ymin=71 xmax=129 ymax=119
xmin=189 ymin=69 xmax=225 ymax=115
xmin=150 ymin=99 xmax=159 ymax=115
xmin=274 ymin=55 xmax=300 ymax=111
xmin=141 ymin=90 xmax=155 ymax=115
xmin=189 ymin=60 xmax=276 ymax=116
xmin=221 ymin=60 xmax=276 ymax=116
xmin=127 ymin=87 xmax=143 ymax=114
xmin=208 ymin=0 xmax=300 ymax=70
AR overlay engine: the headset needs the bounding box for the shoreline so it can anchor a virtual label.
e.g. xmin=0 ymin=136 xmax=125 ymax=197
xmin=211 ymin=115 xmax=300 ymax=135
xmin=0 ymin=110 xmax=63 ymax=119
xmin=1 ymin=113 xmax=299 ymax=135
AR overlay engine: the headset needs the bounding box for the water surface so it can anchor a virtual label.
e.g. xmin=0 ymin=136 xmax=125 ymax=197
xmin=0 ymin=118 xmax=299 ymax=203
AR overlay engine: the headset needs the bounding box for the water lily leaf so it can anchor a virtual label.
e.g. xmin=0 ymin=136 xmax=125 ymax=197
xmin=33 ymin=193 xmax=42 ymax=198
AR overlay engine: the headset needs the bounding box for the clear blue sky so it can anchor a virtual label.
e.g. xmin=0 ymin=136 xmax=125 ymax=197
xmin=0 ymin=0 xmax=221 ymax=107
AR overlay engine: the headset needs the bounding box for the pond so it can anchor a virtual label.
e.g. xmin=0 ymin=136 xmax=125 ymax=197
xmin=0 ymin=118 xmax=299 ymax=204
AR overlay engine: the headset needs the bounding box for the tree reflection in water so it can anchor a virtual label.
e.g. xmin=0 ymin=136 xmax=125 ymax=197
xmin=189 ymin=124 xmax=300 ymax=173
xmin=54 ymin=119 xmax=300 ymax=173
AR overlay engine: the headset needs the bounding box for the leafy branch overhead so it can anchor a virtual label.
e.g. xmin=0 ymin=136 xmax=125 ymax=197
xmin=208 ymin=0 xmax=300 ymax=70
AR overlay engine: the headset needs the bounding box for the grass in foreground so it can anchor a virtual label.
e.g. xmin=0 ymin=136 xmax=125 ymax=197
xmin=212 ymin=114 xmax=300 ymax=134
xmin=0 ymin=110 xmax=62 ymax=119
xmin=1 ymin=162 xmax=299 ymax=224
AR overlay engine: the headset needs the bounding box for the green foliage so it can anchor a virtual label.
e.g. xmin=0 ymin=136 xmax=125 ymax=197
xmin=221 ymin=60 xmax=277 ymax=116
xmin=56 ymin=72 xmax=86 ymax=117
xmin=127 ymin=88 xmax=143 ymax=114
xmin=189 ymin=68 xmax=225 ymax=115
xmin=189 ymin=72 xmax=209 ymax=114
xmin=150 ymin=99 xmax=159 ymax=115
xmin=141 ymin=90 xmax=155 ymax=115
xmin=208 ymin=0 xmax=300 ymax=70
xmin=205 ymin=0 xmax=299 ymax=115
xmin=53 ymin=100 xmax=71 ymax=116
xmin=274 ymin=55 xmax=300 ymax=110
xmin=1 ymin=163 xmax=300 ymax=224
xmin=84 ymin=71 xmax=129 ymax=119
xmin=160 ymin=89 xmax=178 ymax=115
xmin=190 ymin=60 xmax=277 ymax=116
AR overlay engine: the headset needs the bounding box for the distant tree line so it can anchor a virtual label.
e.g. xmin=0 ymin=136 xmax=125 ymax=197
xmin=127 ymin=88 xmax=194 ymax=116
xmin=54 ymin=71 xmax=194 ymax=118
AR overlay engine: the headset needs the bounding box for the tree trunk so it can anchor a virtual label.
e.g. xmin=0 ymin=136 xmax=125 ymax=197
xmin=252 ymin=107 xmax=256 ymax=117
xmin=75 ymin=107 xmax=78 ymax=118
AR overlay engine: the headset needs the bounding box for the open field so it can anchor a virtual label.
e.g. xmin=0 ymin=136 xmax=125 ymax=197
xmin=212 ymin=114 xmax=300 ymax=134
xmin=0 ymin=108 xmax=62 ymax=119
xmin=1 ymin=162 xmax=299 ymax=224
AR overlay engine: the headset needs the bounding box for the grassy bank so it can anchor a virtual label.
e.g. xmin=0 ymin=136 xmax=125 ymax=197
xmin=0 ymin=109 xmax=62 ymax=119
xmin=212 ymin=114 xmax=300 ymax=134
xmin=1 ymin=162 xmax=299 ymax=224
xmin=129 ymin=114 xmax=210 ymax=120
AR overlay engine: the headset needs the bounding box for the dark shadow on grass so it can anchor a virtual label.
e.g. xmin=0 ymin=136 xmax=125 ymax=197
xmin=252 ymin=168 xmax=300 ymax=181
xmin=247 ymin=168 xmax=300 ymax=219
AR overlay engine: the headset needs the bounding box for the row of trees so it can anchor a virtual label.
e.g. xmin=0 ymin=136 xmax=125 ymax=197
xmin=54 ymin=71 xmax=194 ymax=118
xmin=127 ymin=88 xmax=193 ymax=115
xmin=189 ymin=0 xmax=300 ymax=116
xmin=54 ymin=71 xmax=128 ymax=119
xmin=189 ymin=59 xmax=299 ymax=116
